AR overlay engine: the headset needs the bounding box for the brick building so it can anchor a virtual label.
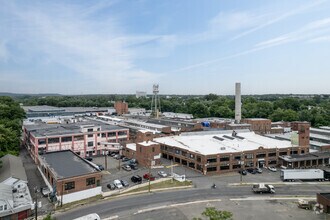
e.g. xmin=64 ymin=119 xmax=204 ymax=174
xmin=114 ymin=101 xmax=128 ymax=115
xmin=37 ymin=150 xmax=102 ymax=205
xmin=23 ymin=119 xmax=129 ymax=163
xmin=154 ymin=128 xmax=309 ymax=175
xmin=123 ymin=141 xmax=161 ymax=167
xmin=241 ymin=118 xmax=272 ymax=134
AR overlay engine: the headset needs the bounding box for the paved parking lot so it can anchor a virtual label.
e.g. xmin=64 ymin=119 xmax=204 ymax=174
xmin=92 ymin=155 xmax=284 ymax=192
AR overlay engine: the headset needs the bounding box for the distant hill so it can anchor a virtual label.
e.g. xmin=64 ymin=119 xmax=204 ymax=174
xmin=0 ymin=92 xmax=62 ymax=97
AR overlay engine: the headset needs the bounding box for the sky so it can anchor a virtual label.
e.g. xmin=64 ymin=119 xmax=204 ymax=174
xmin=1 ymin=0 xmax=330 ymax=95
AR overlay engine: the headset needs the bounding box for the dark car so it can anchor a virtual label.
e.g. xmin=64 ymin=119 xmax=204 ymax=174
xmin=121 ymin=180 xmax=129 ymax=187
xmin=122 ymin=157 xmax=130 ymax=162
xmin=143 ymin=173 xmax=155 ymax=181
xmin=129 ymin=163 xmax=138 ymax=170
xmin=85 ymin=157 xmax=93 ymax=161
xmin=131 ymin=175 xmax=142 ymax=183
xmin=107 ymin=183 xmax=116 ymax=190
xmin=97 ymin=164 xmax=104 ymax=171
xmin=238 ymin=170 xmax=247 ymax=175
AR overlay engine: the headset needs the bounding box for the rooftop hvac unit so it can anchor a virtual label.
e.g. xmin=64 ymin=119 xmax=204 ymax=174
xmin=220 ymin=147 xmax=226 ymax=150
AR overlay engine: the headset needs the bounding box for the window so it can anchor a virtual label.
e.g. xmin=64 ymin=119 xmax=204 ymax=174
xmin=140 ymin=147 xmax=142 ymax=152
xmin=74 ymin=135 xmax=84 ymax=141
xmin=220 ymin=165 xmax=230 ymax=170
xmin=64 ymin=182 xmax=75 ymax=190
xmin=62 ymin=136 xmax=72 ymax=142
xmin=234 ymin=155 xmax=241 ymax=160
xmin=0 ymin=206 xmax=3 ymax=211
xmin=88 ymin=141 xmax=94 ymax=147
xmin=220 ymin=156 xmax=230 ymax=162
xmin=87 ymin=128 xmax=93 ymax=132
xmin=108 ymin=132 xmax=116 ymax=137
xmin=4 ymin=204 xmax=7 ymax=210
xmin=152 ymin=147 xmax=155 ymax=152
xmin=86 ymin=177 xmax=95 ymax=186
xmin=245 ymin=154 xmax=253 ymax=159
xmin=207 ymin=158 xmax=217 ymax=163
xmin=48 ymin=137 xmax=59 ymax=144
xmin=88 ymin=134 xmax=93 ymax=138
xmin=38 ymin=139 xmax=46 ymax=145
xmin=207 ymin=166 xmax=217 ymax=172
xmin=102 ymin=133 xmax=106 ymax=138
xmin=268 ymin=152 xmax=276 ymax=157
xmin=256 ymin=153 xmax=266 ymax=158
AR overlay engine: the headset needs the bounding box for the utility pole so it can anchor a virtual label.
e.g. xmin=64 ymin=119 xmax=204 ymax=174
xmin=61 ymin=182 xmax=64 ymax=207
xmin=148 ymin=158 xmax=151 ymax=193
xmin=171 ymin=160 xmax=173 ymax=183
xmin=104 ymin=150 xmax=108 ymax=170
xmin=34 ymin=187 xmax=38 ymax=220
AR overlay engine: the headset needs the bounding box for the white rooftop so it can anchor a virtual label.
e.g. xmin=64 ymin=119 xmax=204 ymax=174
xmin=126 ymin=143 xmax=136 ymax=151
xmin=154 ymin=130 xmax=293 ymax=155
xmin=138 ymin=141 xmax=158 ymax=146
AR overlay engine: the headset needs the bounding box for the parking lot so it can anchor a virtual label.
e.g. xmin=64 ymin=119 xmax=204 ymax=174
xmin=91 ymin=154 xmax=284 ymax=192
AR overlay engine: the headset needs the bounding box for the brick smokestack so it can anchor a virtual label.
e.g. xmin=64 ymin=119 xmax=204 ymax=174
xmin=235 ymin=82 xmax=241 ymax=124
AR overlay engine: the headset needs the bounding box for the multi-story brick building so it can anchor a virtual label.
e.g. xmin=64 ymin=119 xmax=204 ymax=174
xmin=154 ymin=128 xmax=309 ymax=175
xmin=241 ymin=118 xmax=272 ymax=134
xmin=123 ymin=141 xmax=161 ymax=167
xmin=114 ymin=101 xmax=128 ymax=115
xmin=37 ymin=150 xmax=102 ymax=205
xmin=23 ymin=119 xmax=129 ymax=163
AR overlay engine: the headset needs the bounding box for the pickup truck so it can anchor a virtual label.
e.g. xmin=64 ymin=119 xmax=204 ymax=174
xmin=252 ymin=183 xmax=275 ymax=194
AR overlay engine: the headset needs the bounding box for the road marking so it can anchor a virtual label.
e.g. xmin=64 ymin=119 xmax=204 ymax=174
xmin=230 ymin=196 xmax=315 ymax=201
xmin=134 ymin=199 xmax=222 ymax=215
xmin=103 ymin=215 xmax=119 ymax=220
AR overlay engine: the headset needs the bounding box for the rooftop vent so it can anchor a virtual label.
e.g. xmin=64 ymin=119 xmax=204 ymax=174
xmin=223 ymin=135 xmax=235 ymax=140
xmin=213 ymin=136 xmax=224 ymax=141
xmin=220 ymin=147 xmax=226 ymax=150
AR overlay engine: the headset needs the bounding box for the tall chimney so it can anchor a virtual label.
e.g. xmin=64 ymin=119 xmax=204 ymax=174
xmin=235 ymin=82 xmax=241 ymax=124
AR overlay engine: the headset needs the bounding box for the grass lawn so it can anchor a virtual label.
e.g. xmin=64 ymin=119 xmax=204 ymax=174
xmin=126 ymin=179 xmax=192 ymax=194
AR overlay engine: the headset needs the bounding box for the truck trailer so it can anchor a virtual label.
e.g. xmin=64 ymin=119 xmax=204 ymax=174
xmin=280 ymin=169 xmax=327 ymax=182
xmin=252 ymin=183 xmax=275 ymax=194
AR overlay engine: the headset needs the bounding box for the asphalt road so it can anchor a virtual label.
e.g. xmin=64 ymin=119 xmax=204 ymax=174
xmin=55 ymin=184 xmax=330 ymax=220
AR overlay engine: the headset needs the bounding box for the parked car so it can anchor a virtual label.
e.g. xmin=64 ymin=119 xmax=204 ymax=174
xmin=129 ymin=163 xmax=138 ymax=170
xmin=143 ymin=173 xmax=155 ymax=181
xmin=121 ymin=180 xmax=129 ymax=187
xmin=122 ymin=164 xmax=132 ymax=171
xmin=255 ymin=168 xmax=263 ymax=173
xmin=131 ymin=175 xmax=142 ymax=183
xmin=85 ymin=157 xmax=93 ymax=161
xmin=268 ymin=167 xmax=277 ymax=172
xmin=41 ymin=187 xmax=50 ymax=197
xmin=122 ymin=157 xmax=130 ymax=162
xmin=113 ymin=154 xmax=120 ymax=160
xmin=127 ymin=159 xmax=138 ymax=165
xmin=246 ymin=168 xmax=254 ymax=173
xmin=110 ymin=152 xmax=118 ymax=157
xmin=113 ymin=179 xmax=123 ymax=189
xmin=158 ymin=171 xmax=168 ymax=177
xmin=97 ymin=164 xmax=104 ymax=171
xmin=238 ymin=170 xmax=247 ymax=175
xmin=107 ymin=183 xmax=116 ymax=190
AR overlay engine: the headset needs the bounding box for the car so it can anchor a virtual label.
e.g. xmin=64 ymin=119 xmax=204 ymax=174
xmin=129 ymin=164 xmax=138 ymax=170
xmin=131 ymin=175 xmax=142 ymax=183
xmin=41 ymin=187 xmax=50 ymax=197
xmin=122 ymin=157 xmax=130 ymax=162
xmin=157 ymin=171 xmax=168 ymax=177
xmin=122 ymin=164 xmax=132 ymax=171
xmin=97 ymin=164 xmax=104 ymax=171
xmin=255 ymin=168 xmax=263 ymax=173
xmin=120 ymin=155 xmax=125 ymax=159
xmin=113 ymin=154 xmax=120 ymax=160
xmin=121 ymin=180 xmax=129 ymax=187
xmin=107 ymin=183 xmax=116 ymax=190
xmin=127 ymin=159 xmax=138 ymax=165
xmin=85 ymin=157 xmax=93 ymax=161
xmin=238 ymin=170 xmax=247 ymax=175
xmin=110 ymin=152 xmax=118 ymax=157
xmin=246 ymin=168 xmax=254 ymax=173
xmin=143 ymin=173 xmax=155 ymax=181
xmin=268 ymin=167 xmax=277 ymax=172
xmin=113 ymin=179 xmax=123 ymax=189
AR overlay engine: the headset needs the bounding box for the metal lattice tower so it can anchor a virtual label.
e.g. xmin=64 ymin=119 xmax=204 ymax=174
xmin=151 ymin=84 xmax=161 ymax=118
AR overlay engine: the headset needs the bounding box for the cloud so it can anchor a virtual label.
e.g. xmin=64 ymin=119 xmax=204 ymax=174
xmin=231 ymin=0 xmax=327 ymax=40
xmin=308 ymin=35 xmax=330 ymax=43
xmin=0 ymin=1 xmax=161 ymax=93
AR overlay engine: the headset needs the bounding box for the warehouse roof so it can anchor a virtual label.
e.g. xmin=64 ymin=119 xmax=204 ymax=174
xmin=154 ymin=130 xmax=293 ymax=155
xmin=39 ymin=150 xmax=99 ymax=179
xmin=0 ymin=154 xmax=27 ymax=183
xmin=24 ymin=119 xmax=127 ymax=137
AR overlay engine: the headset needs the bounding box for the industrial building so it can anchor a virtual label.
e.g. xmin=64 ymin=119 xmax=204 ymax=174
xmin=114 ymin=101 xmax=128 ymax=115
xmin=37 ymin=150 xmax=102 ymax=205
xmin=153 ymin=122 xmax=310 ymax=175
xmin=123 ymin=141 xmax=161 ymax=167
xmin=23 ymin=119 xmax=129 ymax=162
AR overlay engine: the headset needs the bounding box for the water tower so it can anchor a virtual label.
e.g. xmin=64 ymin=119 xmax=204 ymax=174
xmin=151 ymin=84 xmax=161 ymax=118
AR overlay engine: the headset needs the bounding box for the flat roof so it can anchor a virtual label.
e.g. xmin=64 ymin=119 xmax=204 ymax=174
xmin=0 ymin=154 xmax=27 ymax=182
xmin=138 ymin=141 xmax=158 ymax=146
xmin=126 ymin=120 xmax=169 ymax=129
xmin=280 ymin=152 xmax=330 ymax=162
xmin=25 ymin=119 xmax=127 ymax=138
xmin=154 ymin=130 xmax=293 ymax=155
xmin=126 ymin=143 xmax=136 ymax=151
xmin=39 ymin=150 xmax=99 ymax=179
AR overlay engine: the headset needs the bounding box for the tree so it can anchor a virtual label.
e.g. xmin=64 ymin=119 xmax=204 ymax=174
xmin=193 ymin=207 xmax=233 ymax=220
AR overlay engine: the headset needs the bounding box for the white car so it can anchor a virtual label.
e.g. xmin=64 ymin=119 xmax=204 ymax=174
xmin=113 ymin=179 xmax=123 ymax=189
xmin=158 ymin=171 xmax=168 ymax=177
xmin=268 ymin=167 xmax=277 ymax=172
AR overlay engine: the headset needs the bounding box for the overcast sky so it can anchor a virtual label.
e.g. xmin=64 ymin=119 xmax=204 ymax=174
xmin=1 ymin=0 xmax=330 ymax=95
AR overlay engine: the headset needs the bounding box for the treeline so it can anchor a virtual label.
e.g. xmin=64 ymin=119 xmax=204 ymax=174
xmin=16 ymin=94 xmax=329 ymax=127
xmin=0 ymin=96 xmax=26 ymax=157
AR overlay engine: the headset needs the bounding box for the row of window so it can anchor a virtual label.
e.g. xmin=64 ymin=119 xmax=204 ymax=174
xmin=64 ymin=177 xmax=98 ymax=190
xmin=37 ymin=131 xmax=128 ymax=145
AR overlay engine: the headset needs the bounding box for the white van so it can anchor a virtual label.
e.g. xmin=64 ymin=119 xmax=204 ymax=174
xmin=113 ymin=179 xmax=123 ymax=189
